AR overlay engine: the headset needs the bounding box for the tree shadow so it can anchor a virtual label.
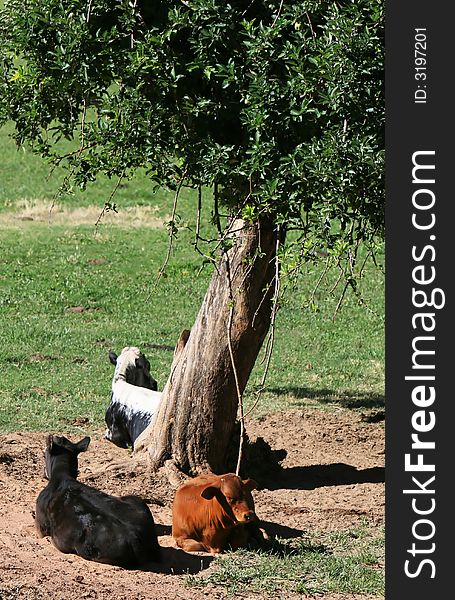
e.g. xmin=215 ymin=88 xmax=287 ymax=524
xmin=260 ymin=521 xmax=305 ymax=540
xmin=361 ymin=410 xmax=385 ymax=423
xmin=143 ymin=342 xmax=175 ymax=352
xmin=259 ymin=463 xmax=385 ymax=491
xmin=267 ymin=386 xmax=385 ymax=410
xmin=246 ymin=522 xmax=329 ymax=558
xmin=152 ymin=524 xmax=325 ymax=567
xmin=262 ymin=537 xmax=329 ymax=558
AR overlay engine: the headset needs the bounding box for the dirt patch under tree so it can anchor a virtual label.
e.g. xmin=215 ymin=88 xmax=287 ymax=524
xmin=0 ymin=409 xmax=384 ymax=600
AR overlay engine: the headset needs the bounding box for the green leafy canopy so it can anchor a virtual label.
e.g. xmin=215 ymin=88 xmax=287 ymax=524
xmin=0 ymin=0 xmax=384 ymax=275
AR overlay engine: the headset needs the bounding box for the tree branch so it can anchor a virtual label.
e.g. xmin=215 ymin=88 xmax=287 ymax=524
xmin=272 ymin=0 xmax=284 ymax=27
xmin=94 ymin=172 xmax=124 ymax=231
xmin=157 ymin=172 xmax=187 ymax=277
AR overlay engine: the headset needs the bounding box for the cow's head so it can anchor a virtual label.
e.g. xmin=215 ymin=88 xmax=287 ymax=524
xmin=44 ymin=435 xmax=90 ymax=480
xmin=109 ymin=346 xmax=158 ymax=391
xmin=201 ymin=474 xmax=257 ymax=523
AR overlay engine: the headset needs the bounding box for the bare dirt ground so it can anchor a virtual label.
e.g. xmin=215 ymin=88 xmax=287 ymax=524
xmin=0 ymin=409 xmax=384 ymax=600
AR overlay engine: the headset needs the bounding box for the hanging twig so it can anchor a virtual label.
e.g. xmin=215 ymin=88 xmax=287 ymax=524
xmin=202 ymin=188 xmax=254 ymax=255
xmin=78 ymin=99 xmax=87 ymax=158
xmin=342 ymin=119 xmax=348 ymax=142
xmin=358 ymin=248 xmax=372 ymax=280
xmin=333 ymin=280 xmax=349 ymax=320
xmin=272 ymin=0 xmax=284 ymax=27
xmin=48 ymin=143 xmax=97 ymax=172
xmin=305 ymin=11 xmax=316 ymax=38
xmin=191 ymin=186 xmax=220 ymax=273
xmin=194 ymin=185 xmax=202 ymax=248
xmin=223 ymin=247 xmax=245 ymax=477
xmin=244 ymin=225 xmax=282 ymax=418
xmin=241 ymin=0 xmax=255 ymax=17
xmin=233 ymin=223 xmax=259 ymax=288
xmin=144 ymin=171 xmax=188 ymax=302
xmin=252 ymin=278 xmax=274 ymax=330
xmin=329 ymin=261 xmax=345 ymax=295
xmin=191 ymin=195 xmax=255 ymax=280
xmin=158 ymin=174 xmax=186 ymax=276
xmin=346 ymin=242 xmax=383 ymax=320
xmin=229 ymin=303 xmax=245 ymax=477
xmin=48 ymin=166 xmax=76 ymax=221
xmin=307 ymin=255 xmax=332 ymax=307
xmin=213 ymin=183 xmax=223 ymax=238
xmin=192 ymin=185 xmax=219 ymax=269
xmin=220 ymin=215 xmax=271 ymax=475
xmin=130 ymin=0 xmax=138 ymax=49
xmin=86 ymin=0 xmax=93 ymax=23
xmin=94 ymin=171 xmax=124 ymax=231
xmin=194 ymin=204 xmax=249 ymax=273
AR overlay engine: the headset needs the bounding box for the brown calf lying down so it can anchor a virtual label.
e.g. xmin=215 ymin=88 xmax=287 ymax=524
xmin=172 ymin=473 xmax=261 ymax=553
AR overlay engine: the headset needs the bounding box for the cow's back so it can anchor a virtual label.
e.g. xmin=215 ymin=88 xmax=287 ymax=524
xmin=172 ymin=473 xmax=234 ymax=552
xmin=106 ymin=381 xmax=162 ymax=447
xmin=36 ymin=479 xmax=161 ymax=567
xmin=172 ymin=475 xmax=216 ymax=536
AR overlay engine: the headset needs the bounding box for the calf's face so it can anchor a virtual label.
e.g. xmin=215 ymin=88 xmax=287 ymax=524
xmin=201 ymin=474 xmax=257 ymax=523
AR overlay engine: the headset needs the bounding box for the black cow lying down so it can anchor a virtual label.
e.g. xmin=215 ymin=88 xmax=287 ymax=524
xmin=35 ymin=435 xmax=161 ymax=568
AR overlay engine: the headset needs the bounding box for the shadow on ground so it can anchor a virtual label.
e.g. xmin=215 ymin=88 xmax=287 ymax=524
xmin=259 ymin=463 xmax=385 ymax=491
xmin=153 ymin=546 xmax=214 ymax=575
xmin=143 ymin=342 xmax=175 ymax=352
xmin=260 ymin=520 xmax=305 ymax=540
xmin=267 ymin=386 xmax=385 ymax=410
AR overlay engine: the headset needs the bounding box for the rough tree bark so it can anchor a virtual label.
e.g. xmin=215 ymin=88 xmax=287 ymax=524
xmin=134 ymin=218 xmax=278 ymax=475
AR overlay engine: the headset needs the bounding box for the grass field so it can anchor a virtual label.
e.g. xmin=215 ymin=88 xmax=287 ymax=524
xmin=0 ymin=122 xmax=384 ymax=597
xmin=187 ymin=521 xmax=384 ymax=596
xmin=0 ymin=125 xmax=384 ymax=432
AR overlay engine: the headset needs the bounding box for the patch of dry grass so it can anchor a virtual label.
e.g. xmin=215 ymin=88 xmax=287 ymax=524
xmin=0 ymin=199 xmax=166 ymax=229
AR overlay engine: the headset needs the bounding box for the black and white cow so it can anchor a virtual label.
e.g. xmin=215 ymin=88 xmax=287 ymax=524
xmin=108 ymin=346 xmax=158 ymax=391
xmin=35 ymin=435 xmax=161 ymax=568
xmin=105 ymin=347 xmax=162 ymax=448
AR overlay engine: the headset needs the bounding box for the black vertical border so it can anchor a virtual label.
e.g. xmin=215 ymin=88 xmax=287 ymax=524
xmin=386 ymin=2 xmax=452 ymax=598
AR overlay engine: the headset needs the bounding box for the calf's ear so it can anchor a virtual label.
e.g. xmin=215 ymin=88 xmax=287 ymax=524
xmin=54 ymin=435 xmax=90 ymax=454
xmin=135 ymin=355 xmax=150 ymax=371
xmin=242 ymin=478 xmax=257 ymax=492
xmin=109 ymin=351 xmax=118 ymax=365
xmin=201 ymin=482 xmax=221 ymax=500
xmin=76 ymin=436 xmax=91 ymax=453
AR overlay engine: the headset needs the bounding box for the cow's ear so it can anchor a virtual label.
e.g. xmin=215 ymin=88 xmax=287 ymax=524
xmin=55 ymin=435 xmax=85 ymax=454
xmin=109 ymin=351 xmax=118 ymax=365
xmin=242 ymin=478 xmax=257 ymax=492
xmin=76 ymin=437 xmax=91 ymax=453
xmin=51 ymin=435 xmax=67 ymax=450
xmin=135 ymin=355 xmax=149 ymax=371
xmin=201 ymin=483 xmax=220 ymax=500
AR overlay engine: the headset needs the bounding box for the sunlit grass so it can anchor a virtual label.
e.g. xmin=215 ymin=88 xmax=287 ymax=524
xmin=186 ymin=521 xmax=384 ymax=596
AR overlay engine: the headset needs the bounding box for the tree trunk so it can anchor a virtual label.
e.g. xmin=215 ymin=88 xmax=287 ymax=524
xmin=134 ymin=218 xmax=278 ymax=474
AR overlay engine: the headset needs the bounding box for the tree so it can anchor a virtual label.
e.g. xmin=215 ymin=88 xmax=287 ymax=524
xmin=0 ymin=0 xmax=384 ymax=474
